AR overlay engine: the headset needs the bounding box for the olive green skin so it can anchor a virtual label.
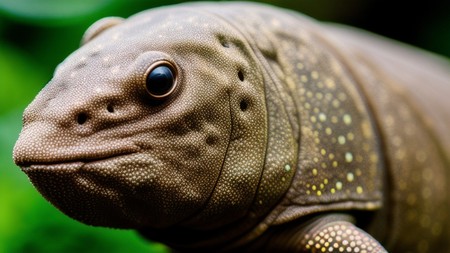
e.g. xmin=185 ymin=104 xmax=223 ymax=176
xmin=13 ymin=2 xmax=450 ymax=252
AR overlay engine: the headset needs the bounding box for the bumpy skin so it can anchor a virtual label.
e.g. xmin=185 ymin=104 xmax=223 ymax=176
xmin=13 ymin=2 xmax=450 ymax=252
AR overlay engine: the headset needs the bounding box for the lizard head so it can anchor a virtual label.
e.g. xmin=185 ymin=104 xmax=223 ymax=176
xmin=13 ymin=6 xmax=269 ymax=229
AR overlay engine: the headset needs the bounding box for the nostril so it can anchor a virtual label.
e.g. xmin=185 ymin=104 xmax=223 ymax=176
xmin=107 ymin=104 xmax=114 ymax=113
xmin=238 ymin=70 xmax=244 ymax=81
xmin=77 ymin=113 xmax=88 ymax=125
xmin=240 ymin=99 xmax=248 ymax=111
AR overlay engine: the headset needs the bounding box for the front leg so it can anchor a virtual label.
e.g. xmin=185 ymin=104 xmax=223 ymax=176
xmin=263 ymin=214 xmax=387 ymax=253
xmin=301 ymin=218 xmax=386 ymax=253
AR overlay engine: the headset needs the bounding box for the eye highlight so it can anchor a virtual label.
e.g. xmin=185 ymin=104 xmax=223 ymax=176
xmin=144 ymin=61 xmax=177 ymax=99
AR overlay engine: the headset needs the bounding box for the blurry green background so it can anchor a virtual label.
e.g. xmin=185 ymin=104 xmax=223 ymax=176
xmin=0 ymin=0 xmax=449 ymax=252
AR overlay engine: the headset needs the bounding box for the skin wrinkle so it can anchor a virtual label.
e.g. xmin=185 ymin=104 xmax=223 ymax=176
xmin=12 ymin=2 xmax=450 ymax=252
xmin=176 ymin=91 xmax=233 ymax=227
xmin=307 ymin=27 xmax=394 ymax=244
xmin=204 ymin=9 xmax=278 ymax=226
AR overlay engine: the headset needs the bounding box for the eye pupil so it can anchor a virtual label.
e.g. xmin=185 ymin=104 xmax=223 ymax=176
xmin=145 ymin=65 xmax=175 ymax=98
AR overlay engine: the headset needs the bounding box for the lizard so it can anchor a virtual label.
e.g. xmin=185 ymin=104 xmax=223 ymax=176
xmin=12 ymin=2 xmax=450 ymax=252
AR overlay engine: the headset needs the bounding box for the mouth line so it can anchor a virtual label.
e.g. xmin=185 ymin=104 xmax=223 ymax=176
xmin=18 ymin=151 xmax=138 ymax=169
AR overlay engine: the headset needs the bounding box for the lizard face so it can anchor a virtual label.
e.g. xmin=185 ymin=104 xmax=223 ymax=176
xmin=13 ymin=7 xmax=267 ymax=229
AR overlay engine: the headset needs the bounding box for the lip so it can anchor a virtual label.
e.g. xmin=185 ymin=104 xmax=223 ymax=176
xmin=21 ymin=161 xmax=84 ymax=172
xmin=19 ymin=152 xmax=137 ymax=172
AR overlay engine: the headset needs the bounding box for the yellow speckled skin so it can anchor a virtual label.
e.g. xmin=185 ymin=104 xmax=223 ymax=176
xmin=13 ymin=2 xmax=450 ymax=253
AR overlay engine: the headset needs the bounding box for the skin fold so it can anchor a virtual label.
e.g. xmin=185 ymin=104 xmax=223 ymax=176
xmin=13 ymin=2 xmax=450 ymax=252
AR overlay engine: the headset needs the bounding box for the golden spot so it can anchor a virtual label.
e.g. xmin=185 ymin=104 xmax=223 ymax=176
xmin=316 ymin=93 xmax=324 ymax=100
xmin=311 ymin=116 xmax=317 ymax=123
xmin=343 ymin=114 xmax=352 ymax=125
xmin=286 ymin=77 xmax=297 ymax=90
xmin=361 ymin=121 xmax=373 ymax=139
xmin=338 ymin=136 xmax=346 ymax=145
xmin=312 ymin=185 xmax=317 ymax=190
xmin=325 ymin=78 xmax=335 ymax=89
xmin=366 ymin=202 xmax=377 ymax=209
xmin=385 ymin=115 xmax=396 ymax=128
xmin=347 ymin=132 xmax=354 ymax=141
xmin=306 ymin=190 xmax=311 ymax=195
xmin=332 ymin=99 xmax=340 ymax=108
xmin=325 ymin=127 xmax=332 ymax=135
xmin=306 ymin=91 xmax=313 ymax=98
xmin=313 ymin=157 xmax=319 ymax=162
xmin=356 ymin=186 xmax=363 ymax=194
xmin=338 ymin=92 xmax=347 ymax=101
xmin=369 ymin=153 xmax=379 ymax=163
xmin=312 ymin=168 xmax=318 ymax=176
xmin=259 ymin=200 xmax=263 ymax=205
xmin=320 ymin=183 xmax=324 ymax=189
xmin=317 ymin=190 xmax=322 ymax=196
xmin=319 ymin=113 xmax=327 ymax=122
xmin=311 ymin=71 xmax=319 ymax=79
xmin=281 ymin=177 xmax=286 ymax=182
xmin=355 ymin=155 xmax=363 ymax=162
xmin=301 ymin=75 xmax=308 ymax=82
xmin=332 ymin=161 xmax=338 ymax=168
xmin=285 ymin=164 xmax=291 ymax=172
xmin=331 ymin=116 xmax=338 ymax=123
xmin=330 ymin=188 xmax=336 ymax=194
xmin=345 ymin=152 xmax=353 ymax=163
xmin=305 ymin=102 xmax=311 ymax=109
xmin=321 ymin=162 xmax=327 ymax=168
xmin=297 ymin=63 xmax=304 ymax=70
xmin=346 ymin=173 xmax=354 ymax=182
xmin=336 ymin=181 xmax=343 ymax=190
xmin=416 ymin=151 xmax=427 ymax=163
xmin=328 ymin=153 xmax=335 ymax=159
xmin=324 ymin=179 xmax=329 ymax=184
xmin=355 ymin=168 xmax=362 ymax=176
xmin=395 ymin=149 xmax=406 ymax=160
xmin=321 ymin=149 xmax=327 ymax=155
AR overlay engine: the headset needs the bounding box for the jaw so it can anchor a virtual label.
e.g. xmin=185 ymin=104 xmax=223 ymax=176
xmin=20 ymin=153 xmax=154 ymax=228
xmin=18 ymin=145 xmax=226 ymax=229
xmin=20 ymin=152 xmax=202 ymax=229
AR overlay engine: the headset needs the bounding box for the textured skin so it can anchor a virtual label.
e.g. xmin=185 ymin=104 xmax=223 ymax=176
xmin=13 ymin=2 xmax=450 ymax=252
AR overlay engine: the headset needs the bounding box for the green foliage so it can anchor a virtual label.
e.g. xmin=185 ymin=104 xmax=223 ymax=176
xmin=0 ymin=44 xmax=45 ymax=114
xmin=0 ymin=0 xmax=121 ymax=25
xmin=0 ymin=0 xmax=448 ymax=252
xmin=0 ymin=1 xmax=172 ymax=252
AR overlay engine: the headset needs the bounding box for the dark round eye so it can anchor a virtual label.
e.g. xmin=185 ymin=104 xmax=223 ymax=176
xmin=144 ymin=63 xmax=177 ymax=99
